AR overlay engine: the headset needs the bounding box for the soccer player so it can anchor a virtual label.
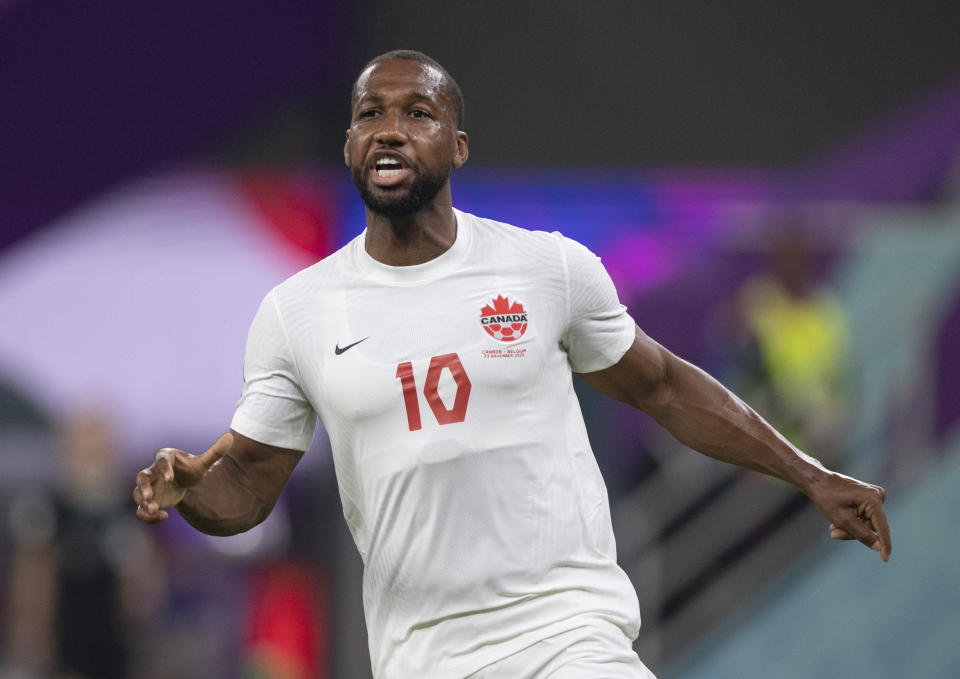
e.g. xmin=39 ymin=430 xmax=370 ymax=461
xmin=133 ymin=50 xmax=891 ymax=679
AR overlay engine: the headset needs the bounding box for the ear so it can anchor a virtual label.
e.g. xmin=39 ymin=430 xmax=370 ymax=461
xmin=453 ymin=131 xmax=469 ymax=169
xmin=343 ymin=130 xmax=351 ymax=168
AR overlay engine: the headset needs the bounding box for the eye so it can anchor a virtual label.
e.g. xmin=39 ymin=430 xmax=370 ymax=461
xmin=410 ymin=109 xmax=433 ymax=119
xmin=357 ymin=108 xmax=379 ymax=120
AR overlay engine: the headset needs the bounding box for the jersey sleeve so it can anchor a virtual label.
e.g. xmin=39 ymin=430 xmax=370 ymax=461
xmin=230 ymin=290 xmax=317 ymax=451
xmin=557 ymin=235 xmax=636 ymax=373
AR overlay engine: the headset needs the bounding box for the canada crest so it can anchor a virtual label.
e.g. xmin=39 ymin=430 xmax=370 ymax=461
xmin=480 ymin=295 xmax=528 ymax=342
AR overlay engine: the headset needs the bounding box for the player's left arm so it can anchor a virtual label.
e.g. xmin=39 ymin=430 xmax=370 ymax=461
xmin=577 ymin=324 xmax=891 ymax=562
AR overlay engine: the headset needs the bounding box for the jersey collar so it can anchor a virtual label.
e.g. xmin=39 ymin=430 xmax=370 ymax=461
xmin=353 ymin=208 xmax=473 ymax=286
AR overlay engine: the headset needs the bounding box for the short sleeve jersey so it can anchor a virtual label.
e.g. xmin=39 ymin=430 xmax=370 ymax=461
xmin=232 ymin=209 xmax=641 ymax=678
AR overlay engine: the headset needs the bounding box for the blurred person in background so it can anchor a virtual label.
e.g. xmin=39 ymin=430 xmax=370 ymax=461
xmin=732 ymin=227 xmax=851 ymax=465
xmin=133 ymin=51 xmax=890 ymax=679
xmin=4 ymin=412 xmax=165 ymax=679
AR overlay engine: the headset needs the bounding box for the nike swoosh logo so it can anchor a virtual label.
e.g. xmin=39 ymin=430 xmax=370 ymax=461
xmin=335 ymin=337 xmax=369 ymax=355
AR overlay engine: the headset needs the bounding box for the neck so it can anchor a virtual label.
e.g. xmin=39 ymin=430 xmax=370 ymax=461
xmin=363 ymin=192 xmax=457 ymax=266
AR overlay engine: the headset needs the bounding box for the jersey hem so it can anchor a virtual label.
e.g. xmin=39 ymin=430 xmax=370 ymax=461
xmin=382 ymin=614 xmax=637 ymax=679
xmin=569 ymin=314 xmax=635 ymax=374
xmin=229 ymin=412 xmax=312 ymax=452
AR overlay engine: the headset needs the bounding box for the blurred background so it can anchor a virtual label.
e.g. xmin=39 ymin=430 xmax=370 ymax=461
xmin=2 ymin=1 xmax=960 ymax=677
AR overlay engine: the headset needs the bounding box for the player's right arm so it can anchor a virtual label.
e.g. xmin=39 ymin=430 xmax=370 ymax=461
xmin=133 ymin=431 xmax=304 ymax=536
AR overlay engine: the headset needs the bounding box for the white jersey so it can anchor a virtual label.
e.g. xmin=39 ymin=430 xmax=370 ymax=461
xmin=231 ymin=209 xmax=642 ymax=678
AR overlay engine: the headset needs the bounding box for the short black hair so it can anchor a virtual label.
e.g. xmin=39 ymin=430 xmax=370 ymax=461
xmin=351 ymin=50 xmax=465 ymax=129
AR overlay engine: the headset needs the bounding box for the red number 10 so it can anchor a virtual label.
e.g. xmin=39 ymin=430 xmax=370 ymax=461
xmin=395 ymin=353 xmax=471 ymax=431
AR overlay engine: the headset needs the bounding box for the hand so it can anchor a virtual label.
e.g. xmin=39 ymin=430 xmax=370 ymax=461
xmin=133 ymin=433 xmax=233 ymax=523
xmin=809 ymin=472 xmax=891 ymax=561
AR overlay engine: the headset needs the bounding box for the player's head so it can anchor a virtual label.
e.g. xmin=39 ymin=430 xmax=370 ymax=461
xmin=345 ymin=51 xmax=468 ymax=218
xmin=351 ymin=50 xmax=464 ymax=129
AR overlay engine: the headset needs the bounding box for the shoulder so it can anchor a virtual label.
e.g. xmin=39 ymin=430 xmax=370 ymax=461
xmin=456 ymin=208 xmax=574 ymax=262
xmin=459 ymin=208 xmax=558 ymax=242
xmin=269 ymin=235 xmax=361 ymax=306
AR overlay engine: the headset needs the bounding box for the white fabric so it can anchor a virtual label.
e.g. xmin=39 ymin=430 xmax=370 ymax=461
xmin=232 ymin=209 xmax=640 ymax=678
xmin=468 ymin=619 xmax=656 ymax=678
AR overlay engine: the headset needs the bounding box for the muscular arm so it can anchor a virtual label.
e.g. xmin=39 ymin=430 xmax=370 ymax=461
xmin=134 ymin=431 xmax=304 ymax=537
xmin=176 ymin=432 xmax=303 ymax=536
xmin=578 ymin=325 xmax=891 ymax=560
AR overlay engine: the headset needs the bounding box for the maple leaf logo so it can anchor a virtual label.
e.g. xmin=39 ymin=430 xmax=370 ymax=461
xmin=480 ymin=295 xmax=529 ymax=342
xmin=481 ymin=295 xmax=525 ymax=316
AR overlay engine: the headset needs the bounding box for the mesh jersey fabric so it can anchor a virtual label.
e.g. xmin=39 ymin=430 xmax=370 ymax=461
xmin=467 ymin=619 xmax=655 ymax=678
xmin=231 ymin=209 xmax=641 ymax=678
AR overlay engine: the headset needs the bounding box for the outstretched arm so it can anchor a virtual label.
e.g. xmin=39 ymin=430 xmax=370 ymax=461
xmin=578 ymin=325 xmax=891 ymax=561
xmin=133 ymin=431 xmax=304 ymax=536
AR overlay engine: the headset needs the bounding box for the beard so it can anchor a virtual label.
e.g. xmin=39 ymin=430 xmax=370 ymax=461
xmin=352 ymin=164 xmax=450 ymax=218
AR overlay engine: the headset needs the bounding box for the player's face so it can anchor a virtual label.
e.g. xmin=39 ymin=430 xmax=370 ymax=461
xmin=345 ymin=59 xmax=468 ymax=218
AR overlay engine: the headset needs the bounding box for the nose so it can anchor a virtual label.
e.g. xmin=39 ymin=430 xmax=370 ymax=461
xmin=373 ymin=109 xmax=407 ymax=145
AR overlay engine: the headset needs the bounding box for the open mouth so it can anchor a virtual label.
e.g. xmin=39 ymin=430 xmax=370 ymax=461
xmin=370 ymin=155 xmax=411 ymax=187
xmin=375 ymin=157 xmax=404 ymax=177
